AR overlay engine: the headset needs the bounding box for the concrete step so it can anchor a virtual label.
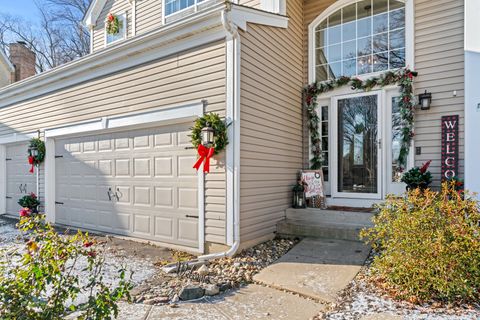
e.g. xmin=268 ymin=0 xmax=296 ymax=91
xmin=277 ymin=208 xmax=375 ymax=242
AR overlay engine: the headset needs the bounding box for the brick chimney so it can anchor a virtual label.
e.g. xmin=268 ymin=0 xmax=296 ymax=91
xmin=9 ymin=41 xmax=36 ymax=82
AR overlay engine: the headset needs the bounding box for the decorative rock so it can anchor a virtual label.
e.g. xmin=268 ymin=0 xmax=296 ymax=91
xmin=179 ymin=285 xmax=205 ymax=301
xmin=204 ymin=284 xmax=220 ymax=296
xmin=219 ymin=283 xmax=231 ymax=292
xmin=171 ymin=294 xmax=180 ymax=303
xmin=197 ymin=264 xmax=209 ymax=276
xmin=144 ymin=296 xmax=170 ymax=305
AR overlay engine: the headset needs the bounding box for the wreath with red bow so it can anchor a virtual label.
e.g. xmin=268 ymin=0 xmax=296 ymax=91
xmin=106 ymin=13 xmax=122 ymax=35
xmin=27 ymin=138 xmax=45 ymax=174
xmin=191 ymin=113 xmax=228 ymax=173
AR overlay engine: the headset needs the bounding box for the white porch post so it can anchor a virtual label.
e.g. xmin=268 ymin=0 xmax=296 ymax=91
xmin=0 ymin=145 xmax=6 ymax=215
xmin=44 ymin=138 xmax=56 ymax=223
xmin=464 ymin=0 xmax=480 ymax=195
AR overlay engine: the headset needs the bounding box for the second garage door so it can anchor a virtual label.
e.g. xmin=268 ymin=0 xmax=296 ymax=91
xmin=55 ymin=123 xmax=199 ymax=249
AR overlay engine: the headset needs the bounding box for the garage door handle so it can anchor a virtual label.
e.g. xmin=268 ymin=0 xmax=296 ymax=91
xmin=6 ymin=196 xmax=12 ymax=199
xmin=107 ymin=188 xmax=112 ymax=201
xmin=186 ymin=215 xmax=199 ymax=218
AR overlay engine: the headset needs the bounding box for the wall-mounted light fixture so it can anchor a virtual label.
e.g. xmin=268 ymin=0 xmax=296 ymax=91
xmin=418 ymin=90 xmax=432 ymax=110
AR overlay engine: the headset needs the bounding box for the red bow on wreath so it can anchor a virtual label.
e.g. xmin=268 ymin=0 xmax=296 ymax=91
xmin=28 ymin=156 xmax=35 ymax=174
xmin=193 ymin=144 xmax=215 ymax=173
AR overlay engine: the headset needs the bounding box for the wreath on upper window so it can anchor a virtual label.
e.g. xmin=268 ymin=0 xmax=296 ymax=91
xmin=106 ymin=13 xmax=122 ymax=35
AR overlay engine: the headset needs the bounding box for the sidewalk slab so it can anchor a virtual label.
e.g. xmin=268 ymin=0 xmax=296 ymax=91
xmin=253 ymin=238 xmax=370 ymax=303
xmin=146 ymin=284 xmax=324 ymax=320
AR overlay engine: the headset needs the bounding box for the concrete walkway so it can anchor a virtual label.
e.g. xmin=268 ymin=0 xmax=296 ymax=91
xmin=253 ymin=238 xmax=370 ymax=302
xmin=114 ymin=238 xmax=370 ymax=320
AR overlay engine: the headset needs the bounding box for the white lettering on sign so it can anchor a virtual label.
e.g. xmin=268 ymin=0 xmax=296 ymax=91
xmin=446 ymin=132 xmax=455 ymax=142
xmin=441 ymin=115 xmax=459 ymax=181
xmin=444 ymin=120 xmax=457 ymax=129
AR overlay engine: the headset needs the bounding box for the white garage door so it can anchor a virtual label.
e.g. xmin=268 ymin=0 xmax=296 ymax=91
xmin=5 ymin=143 xmax=37 ymax=216
xmin=55 ymin=123 xmax=200 ymax=248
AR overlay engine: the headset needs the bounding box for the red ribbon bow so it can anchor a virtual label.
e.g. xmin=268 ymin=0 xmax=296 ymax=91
xmin=28 ymin=156 xmax=35 ymax=174
xmin=193 ymin=144 xmax=215 ymax=173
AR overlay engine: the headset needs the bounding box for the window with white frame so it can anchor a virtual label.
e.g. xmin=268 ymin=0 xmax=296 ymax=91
xmin=312 ymin=0 xmax=406 ymax=81
xmin=165 ymin=0 xmax=206 ymax=17
xmin=106 ymin=13 xmax=127 ymax=45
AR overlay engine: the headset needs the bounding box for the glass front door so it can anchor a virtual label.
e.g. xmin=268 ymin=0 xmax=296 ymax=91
xmin=333 ymin=92 xmax=381 ymax=199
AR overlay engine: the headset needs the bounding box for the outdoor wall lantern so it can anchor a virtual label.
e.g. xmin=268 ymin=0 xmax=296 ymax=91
xmin=292 ymin=179 xmax=306 ymax=209
xmin=201 ymin=122 xmax=215 ymax=146
xmin=28 ymin=145 xmax=39 ymax=158
xmin=418 ymin=90 xmax=432 ymax=110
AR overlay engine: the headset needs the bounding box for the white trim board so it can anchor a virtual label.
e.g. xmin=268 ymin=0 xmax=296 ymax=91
xmin=0 ymin=132 xmax=38 ymax=145
xmin=44 ymin=101 xmax=206 ymax=253
xmin=45 ymin=102 xmax=204 ymax=138
xmin=0 ymin=49 xmax=14 ymax=73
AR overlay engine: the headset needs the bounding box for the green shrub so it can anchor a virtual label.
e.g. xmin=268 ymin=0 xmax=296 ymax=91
xmin=400 ymin=160 xmax=432 ymax=190
xmin=0 ymin=215 xmax=133 ymax=319
xmin=361 ymin=182 xmax=480 ymax=303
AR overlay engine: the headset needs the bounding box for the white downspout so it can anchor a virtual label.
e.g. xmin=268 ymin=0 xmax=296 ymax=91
xmin=198 ymin=8 xmax=240 ymax=261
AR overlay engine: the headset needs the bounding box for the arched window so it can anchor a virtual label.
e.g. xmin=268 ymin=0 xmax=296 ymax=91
xmin=312 ymin=0 xmax=406 ymax=82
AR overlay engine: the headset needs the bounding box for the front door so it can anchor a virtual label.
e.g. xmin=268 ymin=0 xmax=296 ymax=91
xmin=332 ymin=92 xmax=382 ymax=199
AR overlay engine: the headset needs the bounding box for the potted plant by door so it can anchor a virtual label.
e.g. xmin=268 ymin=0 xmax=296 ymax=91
xmin=18 ymin=192 xmax=41 ymax=214
xmin=401 ymin=160 xmax=433 ymax=191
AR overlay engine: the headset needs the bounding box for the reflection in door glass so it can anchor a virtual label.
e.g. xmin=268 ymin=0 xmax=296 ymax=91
xmin=391 ymin=96 xmax=404 ymax=182
xmin=338 ymin=95 xmax=378 ymax=193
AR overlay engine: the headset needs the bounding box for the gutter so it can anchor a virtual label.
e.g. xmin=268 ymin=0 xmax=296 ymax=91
xmin=197 ymin=6 xmax=241 ymax=261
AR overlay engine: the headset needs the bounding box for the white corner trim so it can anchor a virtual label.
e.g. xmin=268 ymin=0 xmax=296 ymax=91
xmin=84 ymin=0 xmax=107 ymax=28
xmin=0 ymin=132 xmax=38 ymax=145
xmin=230 ymin=4 xmax=288 ymax=31
xmin=0 ymin=145 xmax=6 ymax=215
xmin=44 ymin=138 xmax=56 ymax=223
xmin=198 ymin=163 xmax=205 ymax=253
xmin=405 ymin=0 xmax=415 ymax=69
xmin=45 ymin=102 xmax=204 ymax=138
xmin=260 ymin=0 xmax=286 ymax=15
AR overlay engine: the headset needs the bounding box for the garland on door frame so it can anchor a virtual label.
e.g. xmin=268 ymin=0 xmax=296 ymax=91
xmin=27 ymin=138 xmax=45 ymax=174
xmin=304 ymin=68 xmax=418 ymax=170
xmin=106 ymin=13 xmax=122 ymax=35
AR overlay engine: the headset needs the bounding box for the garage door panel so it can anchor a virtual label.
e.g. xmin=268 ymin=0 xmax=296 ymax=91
xmin=5 ymin=143 xmax=37 ymax=215
xmin=55 ymin=123 xmax=199 ymax=249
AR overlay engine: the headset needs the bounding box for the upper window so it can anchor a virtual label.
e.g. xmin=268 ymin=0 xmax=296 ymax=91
xmin=106 ymin=13 xmax=127 ymax=45
xmin=165 ymin=0 xmax=205 ymax=17
xmin=313 ymin=0 xmax=405 ymax=81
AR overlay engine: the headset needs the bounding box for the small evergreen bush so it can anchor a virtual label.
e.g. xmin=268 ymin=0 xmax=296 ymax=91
xmin=361 ymin=182 xmax=480 ymax=303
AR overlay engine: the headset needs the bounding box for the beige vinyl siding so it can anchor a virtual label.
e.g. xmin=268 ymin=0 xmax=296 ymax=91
xmin=0 ymin=41 xmax=228 ymax=246
xmin=92 ymin=0 xmax=133 ymax=52
xmin=414 ymin=0 xmax=464 ymax=185
xmin=238 ymin=0 xmax=261 ymax=9
xmin=239 ymin=0 xmax=304 ymax=243
xmin=136 ymin=0 xmax=162 ymax=35
xmin=0 ymin=63 xmax=11 ymax=88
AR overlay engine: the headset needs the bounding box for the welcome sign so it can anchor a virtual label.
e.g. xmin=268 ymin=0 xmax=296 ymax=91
xmin=441 ymin=115 xmax=459 ymax=180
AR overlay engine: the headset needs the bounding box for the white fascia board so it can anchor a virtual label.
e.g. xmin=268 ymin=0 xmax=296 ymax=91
xmin=0 ymin=4 xmax=227 ymax=107
xmin=83 ymin=0 xmax=107 ymax=27
xmin=44 ymin=102 xmax=203 ymax=138
xmin=230 ymin=4 xmax=288 ymax=31
xmin=0 ymin=132 xmax=38 ymax=145
xmin=0 ymin=50 xmax=14 ymax=73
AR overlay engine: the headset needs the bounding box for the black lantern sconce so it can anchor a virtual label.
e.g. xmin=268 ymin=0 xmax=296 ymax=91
xmin=201 ymin=122 xmax=215 ymax=147
xmin=292 ymin=179 xmax=306 ymax=209
xmin=418 ymin=90 xmax=432 ymax=110
xmin=28 ymin=145 xmax=39 ymax=158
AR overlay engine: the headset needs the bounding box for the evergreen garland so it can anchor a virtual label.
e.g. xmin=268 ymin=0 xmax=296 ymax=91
xmin=191 ymin=113 xmax=228 ymax=155
xmin=304 ymin=68 xmax=418 ymax=170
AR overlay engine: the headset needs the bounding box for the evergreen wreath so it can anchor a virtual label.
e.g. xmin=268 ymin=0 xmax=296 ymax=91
xmin=191 ymin=113 xmax=228 ymax=155
xmin=28 ymin=138 xmax=46 ymax=166
xmin=106 ymin=13 xmax=122 ymax=35
xmin=304 ymin=68 xmax=418 ymax=170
